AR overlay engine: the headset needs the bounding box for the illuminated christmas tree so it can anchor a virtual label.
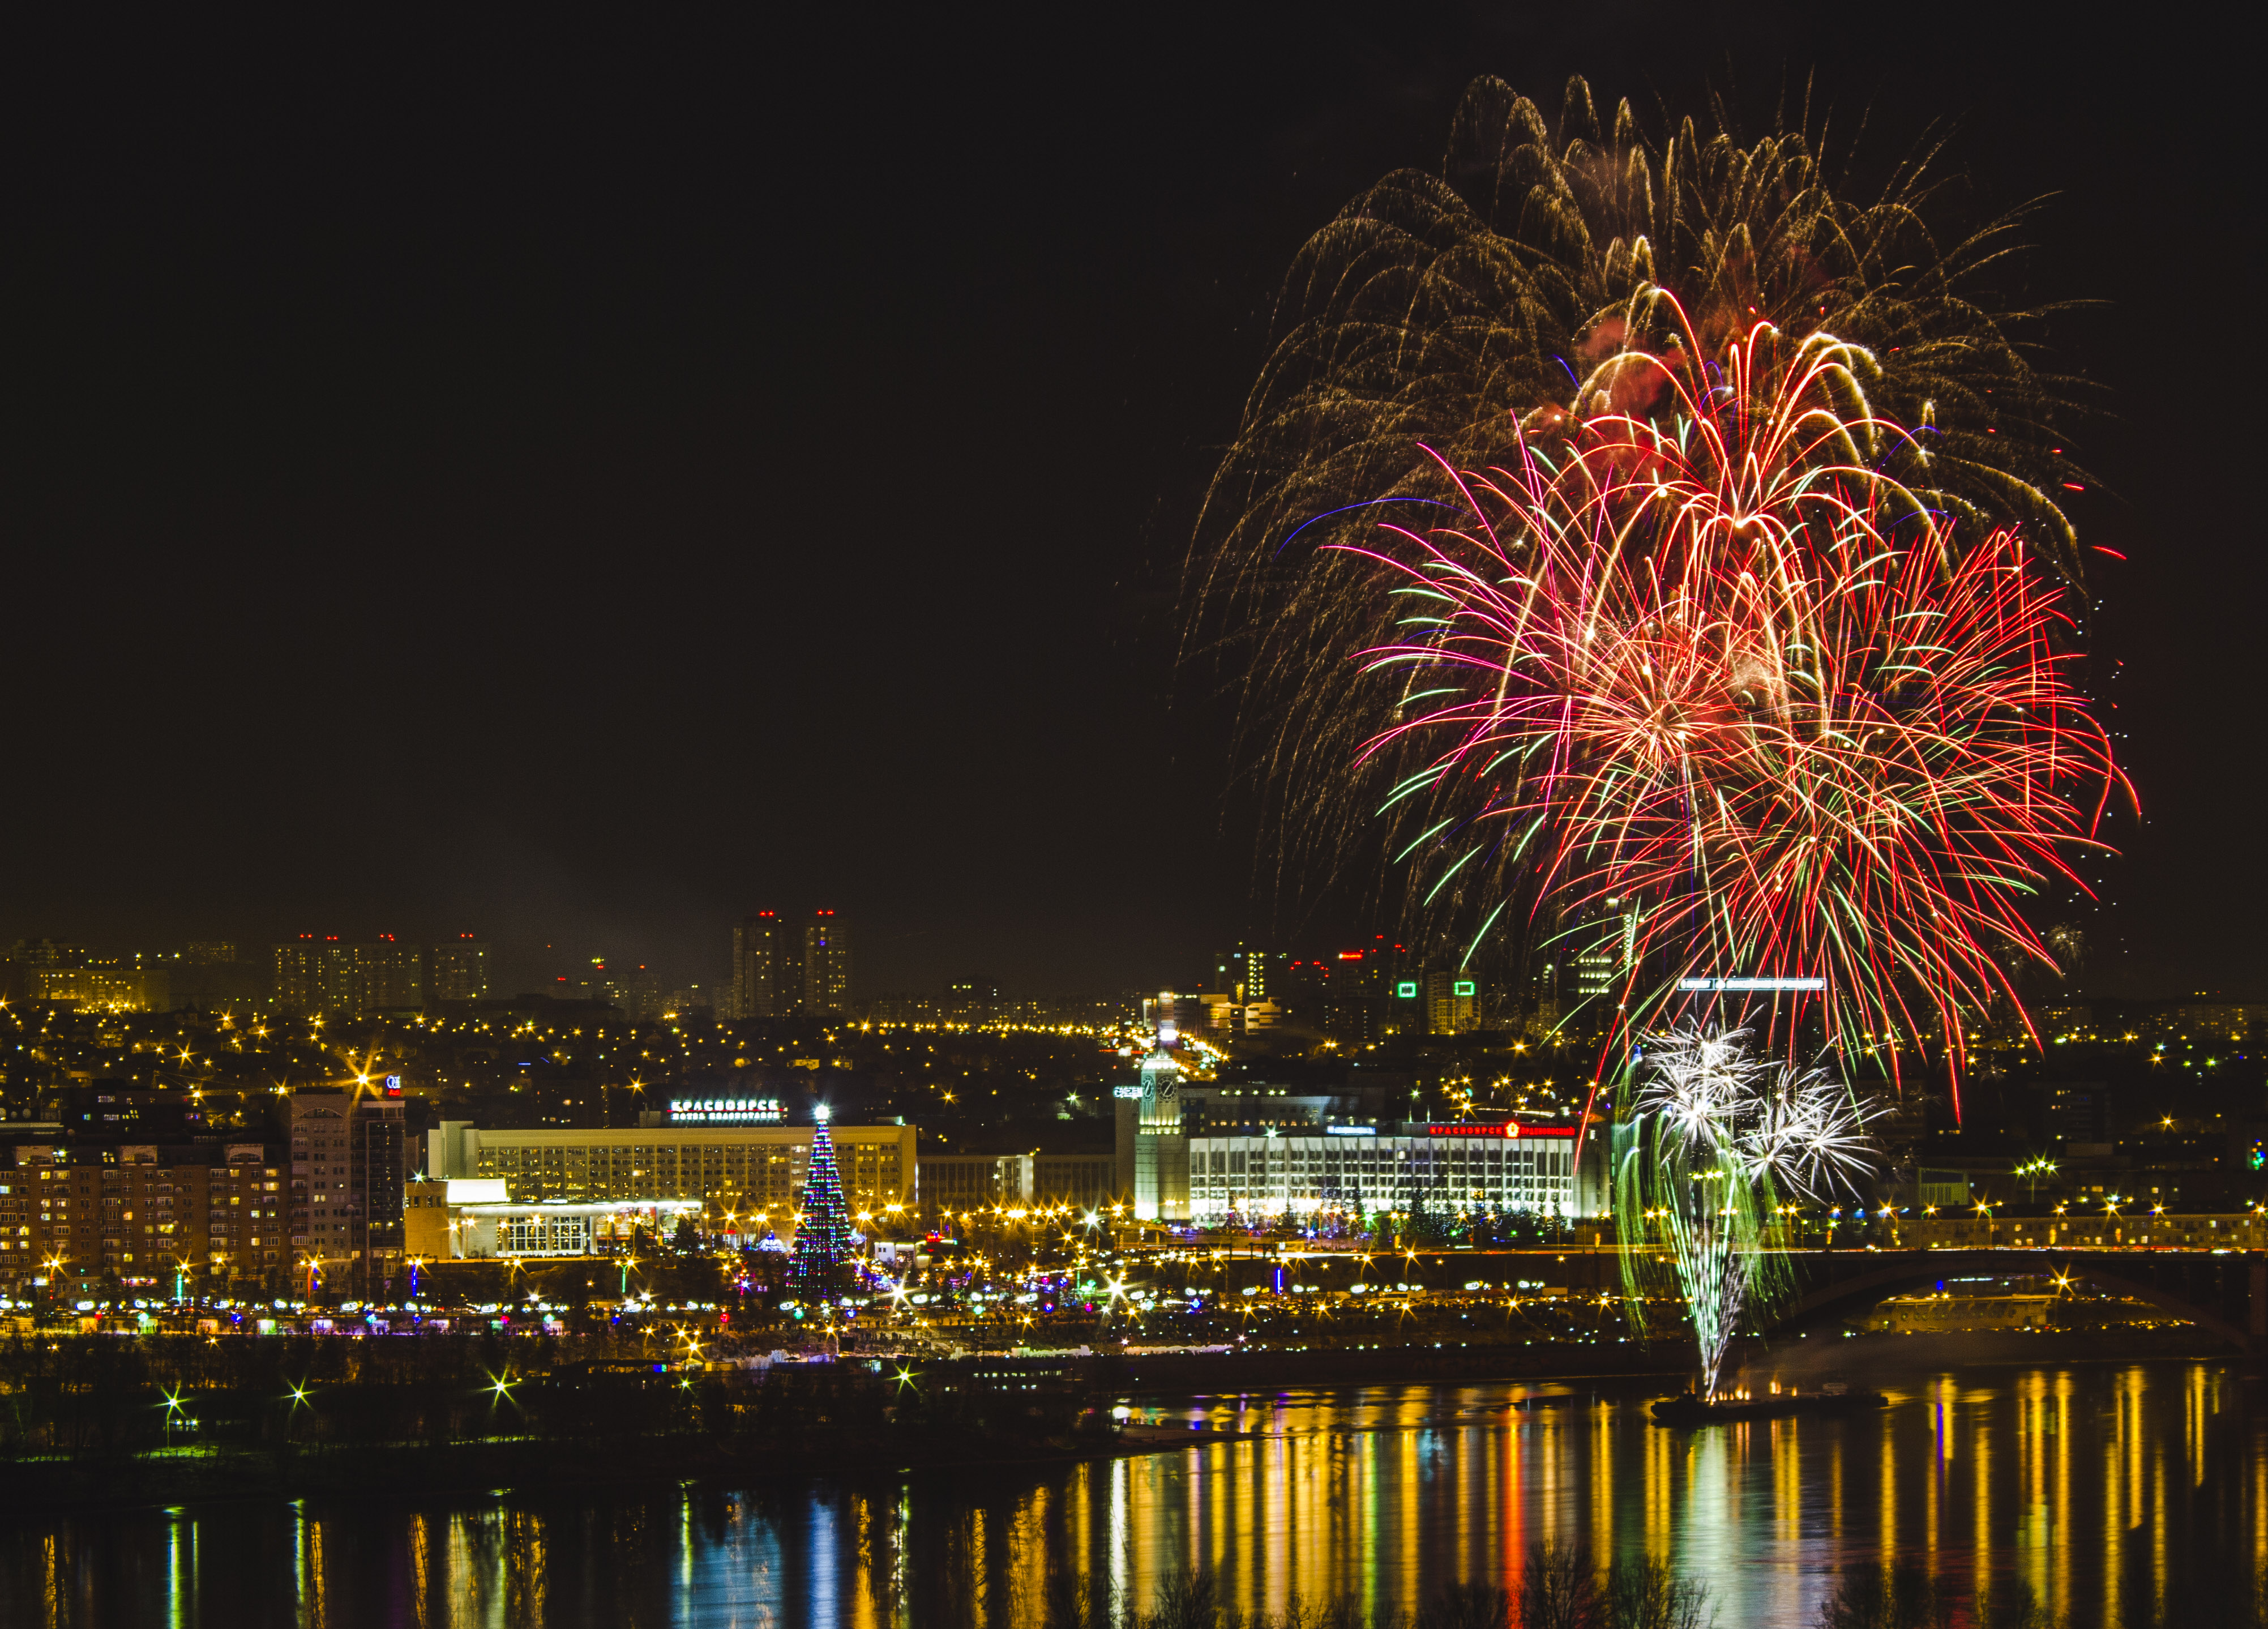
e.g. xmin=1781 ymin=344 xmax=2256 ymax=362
xmin=791 ymin=1105 xmax=854 ymax=1293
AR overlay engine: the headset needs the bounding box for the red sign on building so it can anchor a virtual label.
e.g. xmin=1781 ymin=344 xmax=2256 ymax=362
xmin=1425 ymin=1121 xmax=1577 ymax=1139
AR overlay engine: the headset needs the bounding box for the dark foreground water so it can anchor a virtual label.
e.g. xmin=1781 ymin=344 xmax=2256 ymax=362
xmin=2 ymin=1358 xmax=2258 ymax=1627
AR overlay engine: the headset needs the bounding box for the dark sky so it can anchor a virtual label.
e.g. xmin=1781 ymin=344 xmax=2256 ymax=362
xmin=0 ymin=8 xmax=2256 ymax=999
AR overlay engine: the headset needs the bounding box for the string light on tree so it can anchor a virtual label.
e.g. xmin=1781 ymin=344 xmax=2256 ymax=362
xmin=790 ymin=1104 xmax=854 ymax=1293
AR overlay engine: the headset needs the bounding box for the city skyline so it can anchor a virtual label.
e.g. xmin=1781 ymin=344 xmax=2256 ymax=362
xmin=0 ymin=13 xmax=2258 ymax=1621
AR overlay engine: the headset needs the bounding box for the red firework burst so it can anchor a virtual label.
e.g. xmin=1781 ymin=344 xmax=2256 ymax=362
xmin=1337 ymin=300 xmax=2128 ymax=1109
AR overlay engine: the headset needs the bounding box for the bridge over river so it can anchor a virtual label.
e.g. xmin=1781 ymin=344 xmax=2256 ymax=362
xmin=1769 ymin=1246 xmax=2268 ymax=1356
xmin=1132 ymin=1218 xmax=2268 ymax=1360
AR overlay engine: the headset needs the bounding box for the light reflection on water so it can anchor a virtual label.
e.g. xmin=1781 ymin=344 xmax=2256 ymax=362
xmin=4 ymin=1360 xmax=2257 ymax=1627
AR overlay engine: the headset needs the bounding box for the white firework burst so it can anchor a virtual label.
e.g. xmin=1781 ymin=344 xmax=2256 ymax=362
xmin=1619 ymin=1025 xmax=1881 ymax=1399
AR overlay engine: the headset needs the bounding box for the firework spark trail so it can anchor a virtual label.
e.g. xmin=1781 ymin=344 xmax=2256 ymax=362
xmin=1332 ymin=294 xmax=2127 ymax=1108
xmin=1619 ymin=1026 xmax=1881 ymax=1398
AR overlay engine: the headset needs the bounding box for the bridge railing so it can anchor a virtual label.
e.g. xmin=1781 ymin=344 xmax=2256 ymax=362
xmin=1867 ymin=1213 xmax=2268 ymax=1252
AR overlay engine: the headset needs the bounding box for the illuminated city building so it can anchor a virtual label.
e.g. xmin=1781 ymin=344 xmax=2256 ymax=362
xmin=1212 ymin=944 xmax=1284 ymax=1006
xmin=724 ymin=909 xmax=850 ymax=1019
xmin=2048 ymin=1080 xmax=2112 ymax=1146
xmin=426 ymin=1119 xmax=916 ymax=1220
xmin=803 ymin=909 xmax=851 ymax=1016
xmin=1118 ymin=1079 xmax=1400 ymax=1222
xmin=1186 ymin=1119 xmax=1604 ymax=1222
xmin=729 ymin=910 xmax=789 ymax=1020
xmin=915 ymin=1151 xmax=1115 ymax=1219
xmin=273 ymin=939 xmax=359 ymax=1016
xmin=12 ymin=942 xmax=170 ymax=1011
xmin=288 ymin=1089 xmax=408 ymax=1288
xmin=1140 ymin=991 xmax=1203 ymax=1036
xmin=919 ymin=1152 xmax=1034 ymax=1215
xmin=1424 ymin=969 xmax=1480 ymax=1035
xmin=404 ymin=1175 xmax=699 ymax=1260
xmin=362 ymin=937 xmax=422 ymax=1012
xmin=1035 ymin=1153 xmax=1114 ymax=1211
xmin=48 ymin=1083 xmax=204 ymax=1141
xmin=427 ymin=937 xmax=491 ymax=1003
xmin=1123 ymin=1041 xmax=1189 ymax=1220
xmin=272 ymin=938 xmax=424 ymax=1018
xmin=1 ymin=1142 xmax=283 ymax=1290
xmin=941 ymin=980 xmax=999 ymax=1026
xmin=1564 ymin=896 xmax=1640 ymax=1012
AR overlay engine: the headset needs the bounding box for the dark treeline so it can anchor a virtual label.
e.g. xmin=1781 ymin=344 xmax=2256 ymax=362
xmin=0 ymin=1333 xmax=1099 ymax=1507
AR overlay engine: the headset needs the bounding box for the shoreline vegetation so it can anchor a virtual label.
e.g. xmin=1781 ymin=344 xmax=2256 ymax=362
xmin=0 ymin=1325 xmax=2229 ymax=1513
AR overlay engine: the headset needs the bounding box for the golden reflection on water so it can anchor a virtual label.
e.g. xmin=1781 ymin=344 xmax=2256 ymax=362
xmin=2 ymin=1361 xmax=2259 ymax=1627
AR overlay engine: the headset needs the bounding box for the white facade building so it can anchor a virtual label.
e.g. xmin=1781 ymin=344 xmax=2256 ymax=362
xmin=1186 ymin=1122 xmax=1600 ymax=1222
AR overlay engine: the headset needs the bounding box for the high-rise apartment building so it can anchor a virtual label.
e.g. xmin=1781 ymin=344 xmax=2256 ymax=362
xmin=804 ymin=910 xmax=851 ymax=1015
xmin=730 ymin=911 xmax=793 ymax=1020
xmin=2 ymin=1142 xmax=284 ymax=1293
xmin=288 ymin=1089 xmax=409 ymax=1290
xmin=363 ymin=937 xmax=422 ymax=1012
xmin=1571 ymin=897 xmax=1639 ymax=1006
xmin=1212 ymin=944 xmax=1285 ymax=1006
xmin=429 ymin=938 xmax=490 ymax=1003
xmin=2047 ymin=1080 xmax=2112 ymax=1146
xmin=725 ymin=910 xmax=849 ymax=1020
xmin=273 ymin=939 xmax=361 ymax=1016
xmin=272 ymin=939 xmax=425 ymax=1019
xmin=1426 ymin=968 xmax=1480 ymax=1034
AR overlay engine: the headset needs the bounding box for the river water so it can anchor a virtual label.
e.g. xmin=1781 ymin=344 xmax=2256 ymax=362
xmin=2 ymin=1358 xmax=2258 ymax=1627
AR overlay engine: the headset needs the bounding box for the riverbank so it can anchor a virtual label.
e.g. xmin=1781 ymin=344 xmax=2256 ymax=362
xmin=0 ymin=1324 xmax=2233 ymax=1513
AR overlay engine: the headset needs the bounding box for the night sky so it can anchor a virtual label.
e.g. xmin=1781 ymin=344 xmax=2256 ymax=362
xmin=1 ymin=10 xmax=2254 ymax=1000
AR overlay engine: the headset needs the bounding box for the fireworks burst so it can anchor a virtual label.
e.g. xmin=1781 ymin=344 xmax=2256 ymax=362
xmin=1617 ymin=1026 xmax=1880 ymax=1398
xmin=1333 ymin=299 xmax=2126 ymax=1089
xmin=1186 ymin=76 xmax=2105 ymax=1025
